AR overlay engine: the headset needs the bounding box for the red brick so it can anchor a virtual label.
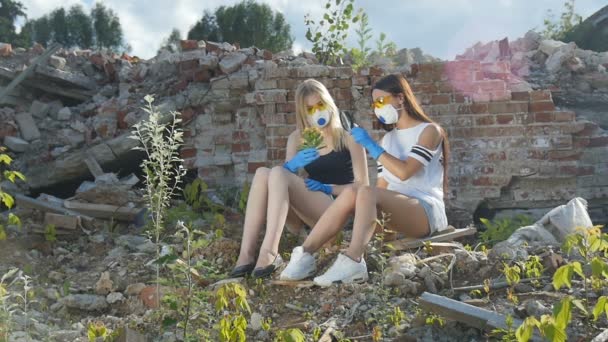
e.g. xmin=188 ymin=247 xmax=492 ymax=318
xmin=458 ymin=103 xmax=488 ymax=114
xmin=413 ymin=83 xmax=438 ymax=93
xmin=183 ymin=129 xmax=192 ymax=138
xmin=573 ymin=137 xmax=590 ymax=148
xmin=475 ymin=115 xmax=495 ymax=126
xmin=267 ymin=137 xmax=288 ymax=148
xmin=530 ymin=90 xmax=552 ymax=101
xmin=553 ymin=111 xmax=575 ymax=122
xmin=178 ymin=59 xmax=198 ymax=72
xmin=353 ymin=76 xmax=369 ymax=86
xmin=496 ymin=114 xmax=514 ymax=124
xmin=530 ymin=101 xmax=556 ymax=113
xmin=527 ymin=150 xmax=547 ymax=160
xmin=589 ymin=136 xmax=608 ymax=147
xmin=335 ymin=79 xmax=351 ymax=88
xmin=232 ymin=131 xmax=249 ymax=141
xmin=180 ymin=40 xmax=199 ymax=51
xmin=194 ymin=69 xmax=212 ymax=83
xmin=487 ymin=151 xmax=507 ymax=161
xmin=548 ymin=151 xmax=582 ymax=161
xmin=180 ymin=147 xmax=197 ymax=159
xmin=173 ymin=79 xmax=188 ymax=93
xmin=263 ymin=50 xmax=273 ymax=60
xmin=181 ymin=107 xmax=195 ymax=123
xmin=276 ymin=102 xmax=296 ymax=113
xmin=248 ymin=162 xmax=267 ymax=173
xmin=431 ymin=94 xmax=450 ymax=105
xmin=534 ymin=112 xmax=553 ymax=122
xmin=232 ymin=142 xmax=250 ymax=153
xmin=139 ymin=286 xmax=160 ymax=309
xmin=511 ymin=91 xmax=530 ymax=101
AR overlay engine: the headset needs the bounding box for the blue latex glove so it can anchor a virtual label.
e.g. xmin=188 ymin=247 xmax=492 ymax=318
xmin=283 ymin=148 xmax=319 ymax=173
xmin=351 ymin=127 xmax=385 ymax=159
xmin=305 ymin=178 xmax=332 ymax=195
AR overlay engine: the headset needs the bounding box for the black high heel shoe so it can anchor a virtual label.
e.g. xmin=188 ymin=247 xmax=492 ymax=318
xmin=252 ymin=255 xmax=284 ymax=279
xmin=229 ymin=263 xmax=255 ymax=278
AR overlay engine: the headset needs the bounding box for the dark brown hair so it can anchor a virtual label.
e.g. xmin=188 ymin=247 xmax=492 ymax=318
xmin=372 ymin=74 xmax=450 ymax=197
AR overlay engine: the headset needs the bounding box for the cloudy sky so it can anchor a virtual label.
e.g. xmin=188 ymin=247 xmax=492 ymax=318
xmin=17 ymin=0 xmax=606 ymax=60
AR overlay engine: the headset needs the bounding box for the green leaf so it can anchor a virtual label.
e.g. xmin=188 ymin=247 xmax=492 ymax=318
xmin=0 ymin=225 xmax=6 ymax=241
xmin=154 ymin=254 xmax=178 ymax=265
xmin=593 ymin=296 xmax=608 ymax=321
xmin=553 ymin=297 xmax=572 ymax=330
xmin=281 ymin=328 xmax=306 ymax=342
xmin=0 ymin=154 xmax=12 ymax=165
xmin=591 ymin=257 xmax=608 ymax=279
xmin=7 ymin=213 xmax=20 ymax=228
xmin=1 ymin=192 xmax=15 ymax=209
xmin=162 ymin=317 xmax=177 ymax=328
xmin=553 ymin=264 xmax=573 ymax=290
xmin=572 ymin=299 xmax=588 ymax=316
xmin=571 ymin=261 xmax=584 ymax=278
xmin=515 ymin=317 xmax=537 ymax=342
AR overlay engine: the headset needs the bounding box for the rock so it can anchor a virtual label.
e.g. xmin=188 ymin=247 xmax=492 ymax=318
xmin=45 ymin=287 xmax=60 ymax=301
xmin=3 ymin=136 xmax=29 ymax=153
xmin=219 ymin=52 xmax=247 ymax=74
xmin=249 ymin=312 xmax=263 ymax=331
xmin=545 ymin=42 xmax=576 ymax=73
xmin=385 ymin=271 xmax=406 ymax=286
xmin=180 ymin=40 xmax=199 ymax=51
xmin=489 ymin=241 xmax=529 ymax=261
xmin=209 ymin=277 xmax=244 ymax=291
xmin=115 ymin=235 xmax=151 ymax=251
xmin=521 ymin=30 xmax=541 ymax=51
xmin=15 ymin=113 xmax=40 ymax=141
xmin=423 ymin=275 xmax=438 ymax=293
xmin=115 ymin=327 xmax=146 ymax=342
xmin=524 ymin=299 xmax=551 ymax=317
xmin=49 ymin=55 xmax=67 ymax=70
xmin=95 ymin=271 xmax=114 ymax=295
xmin=514 ymin=283 xmax=535 ymax=293
xmin=539 ymin=39 xmax=567 ymax=56
xmin=57 ymin=107 xmax=72 ymax=121
xmin=125 ymin=283 xmax=146 ymax=296
xmin=58 ymin=128 xmax=85 ymax=147
xmin=48 ymin=330 xmax=81 ymax=341
xmin=61 ymin=294 xmax=108 ymax=311
xmin=106 ymin=292 xmax=125 ymax=304
xmin=139 ymin=286 xmax=161 ymax=309
xmin=29 ymin=100 xmax=50 ymax=119
xmin=199 ymin=55 xmax=219 ymax=69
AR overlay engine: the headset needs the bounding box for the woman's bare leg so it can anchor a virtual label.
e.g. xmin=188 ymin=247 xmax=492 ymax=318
xmin=301 ymin=185 xmax=358 ymax=253
xmin=345 ymin=186 xmax=430 ymax=261
xmin=235 ymin=167 xmax=271 ymax=267
xmin=256 ymin=166 xmax=333 ymax=268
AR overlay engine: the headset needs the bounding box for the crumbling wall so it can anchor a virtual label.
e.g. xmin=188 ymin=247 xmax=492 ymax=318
xmin=1 ymin=38 xmax=606 ymax=226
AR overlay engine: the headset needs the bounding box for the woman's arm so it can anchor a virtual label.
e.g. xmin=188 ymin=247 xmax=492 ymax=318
xmin=378 ymin=124 xmax=443 ymax=181
xmin=330 ymin=134 xmax=369 ymax=195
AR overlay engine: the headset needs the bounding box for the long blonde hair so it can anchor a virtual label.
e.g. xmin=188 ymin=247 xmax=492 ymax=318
xmin=295 ymin=79 xmax=347 ymax=151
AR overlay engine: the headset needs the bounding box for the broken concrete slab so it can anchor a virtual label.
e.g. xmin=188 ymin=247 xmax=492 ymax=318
xmin=3 ymin=136 xmax=29 ymax=152
xmin=29 ymin=100 xmax=50 ymax=119
xmin=44 ymin=213 xmax=79 ymax=230
xmin=15 ymin=112 xmax=40 ymax=141
xmin=219 ymin=52 xmax=247 ymax=74
xmin=48 ymin=55 xmax=66 ymax=70
xmin=56 ymin=107 xmax=72 ymax=121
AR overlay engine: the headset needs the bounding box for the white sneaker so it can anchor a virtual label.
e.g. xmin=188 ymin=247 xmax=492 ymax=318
xmin=313 ymin=254 xmax=368 ymax=287
xmin=279 ymin=246 xmax=316 ymax=280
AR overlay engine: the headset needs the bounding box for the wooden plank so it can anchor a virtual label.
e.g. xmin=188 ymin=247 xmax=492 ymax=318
xmin=390 ymin=227 xmax=477 ymax=251
xmin=14 ymin=193 xmax=93 ymax=221
xmin=84 ymin=156 xmax=105 ymax=179
xmin=44 ymin=213 xmax=79 ymax=230
xmin=419 ymin=292 xmax=521 ymax=330
xmin=63 ymin=201 xmax=142 ymax=222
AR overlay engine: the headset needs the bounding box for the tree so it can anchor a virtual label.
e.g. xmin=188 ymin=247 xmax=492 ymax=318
xmin=187 ymin=10 xmax=219 ymax=42
xmin=542 ymin=0 xmax=583 ymax=40
xmin=349 ymin=12 xmax=372 ymax=70
xmin=0 ymin=0 xmax=26 ymax=43
xmin=188 ymin=1 xmax=293 ymax=52
xmin=67 ymin=4 xmax=93 ymax=48
xmin=31 ymin=15 xmax=51 ymax=46
xmin=159 ymin=28 xmax=181 ymax=53
xmin=49 ymin=8 xmax=69 ymax=46
xmin=91 ymin=2 xmax=123 ymax=50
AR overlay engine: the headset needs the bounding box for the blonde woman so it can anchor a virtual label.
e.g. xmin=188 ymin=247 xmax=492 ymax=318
xmin=230 ymin=79 xmax=369 ymax=279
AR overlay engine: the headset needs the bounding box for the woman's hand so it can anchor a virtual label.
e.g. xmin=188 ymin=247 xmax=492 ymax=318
xmin=283 ymin=148 xmax=319 ymax=173
xmin=305 ymin=178 xmax=332 ymax=195
xmin=351 ymin=127 xmax=385 ymax=160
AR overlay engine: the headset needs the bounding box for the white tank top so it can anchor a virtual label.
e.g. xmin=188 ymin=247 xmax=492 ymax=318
xmin=377 ymin=122 xmax=446 ymax=218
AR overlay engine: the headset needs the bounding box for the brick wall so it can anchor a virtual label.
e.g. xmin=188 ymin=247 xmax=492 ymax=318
xmin=180 ymin=59 xmax=608 ymax=226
